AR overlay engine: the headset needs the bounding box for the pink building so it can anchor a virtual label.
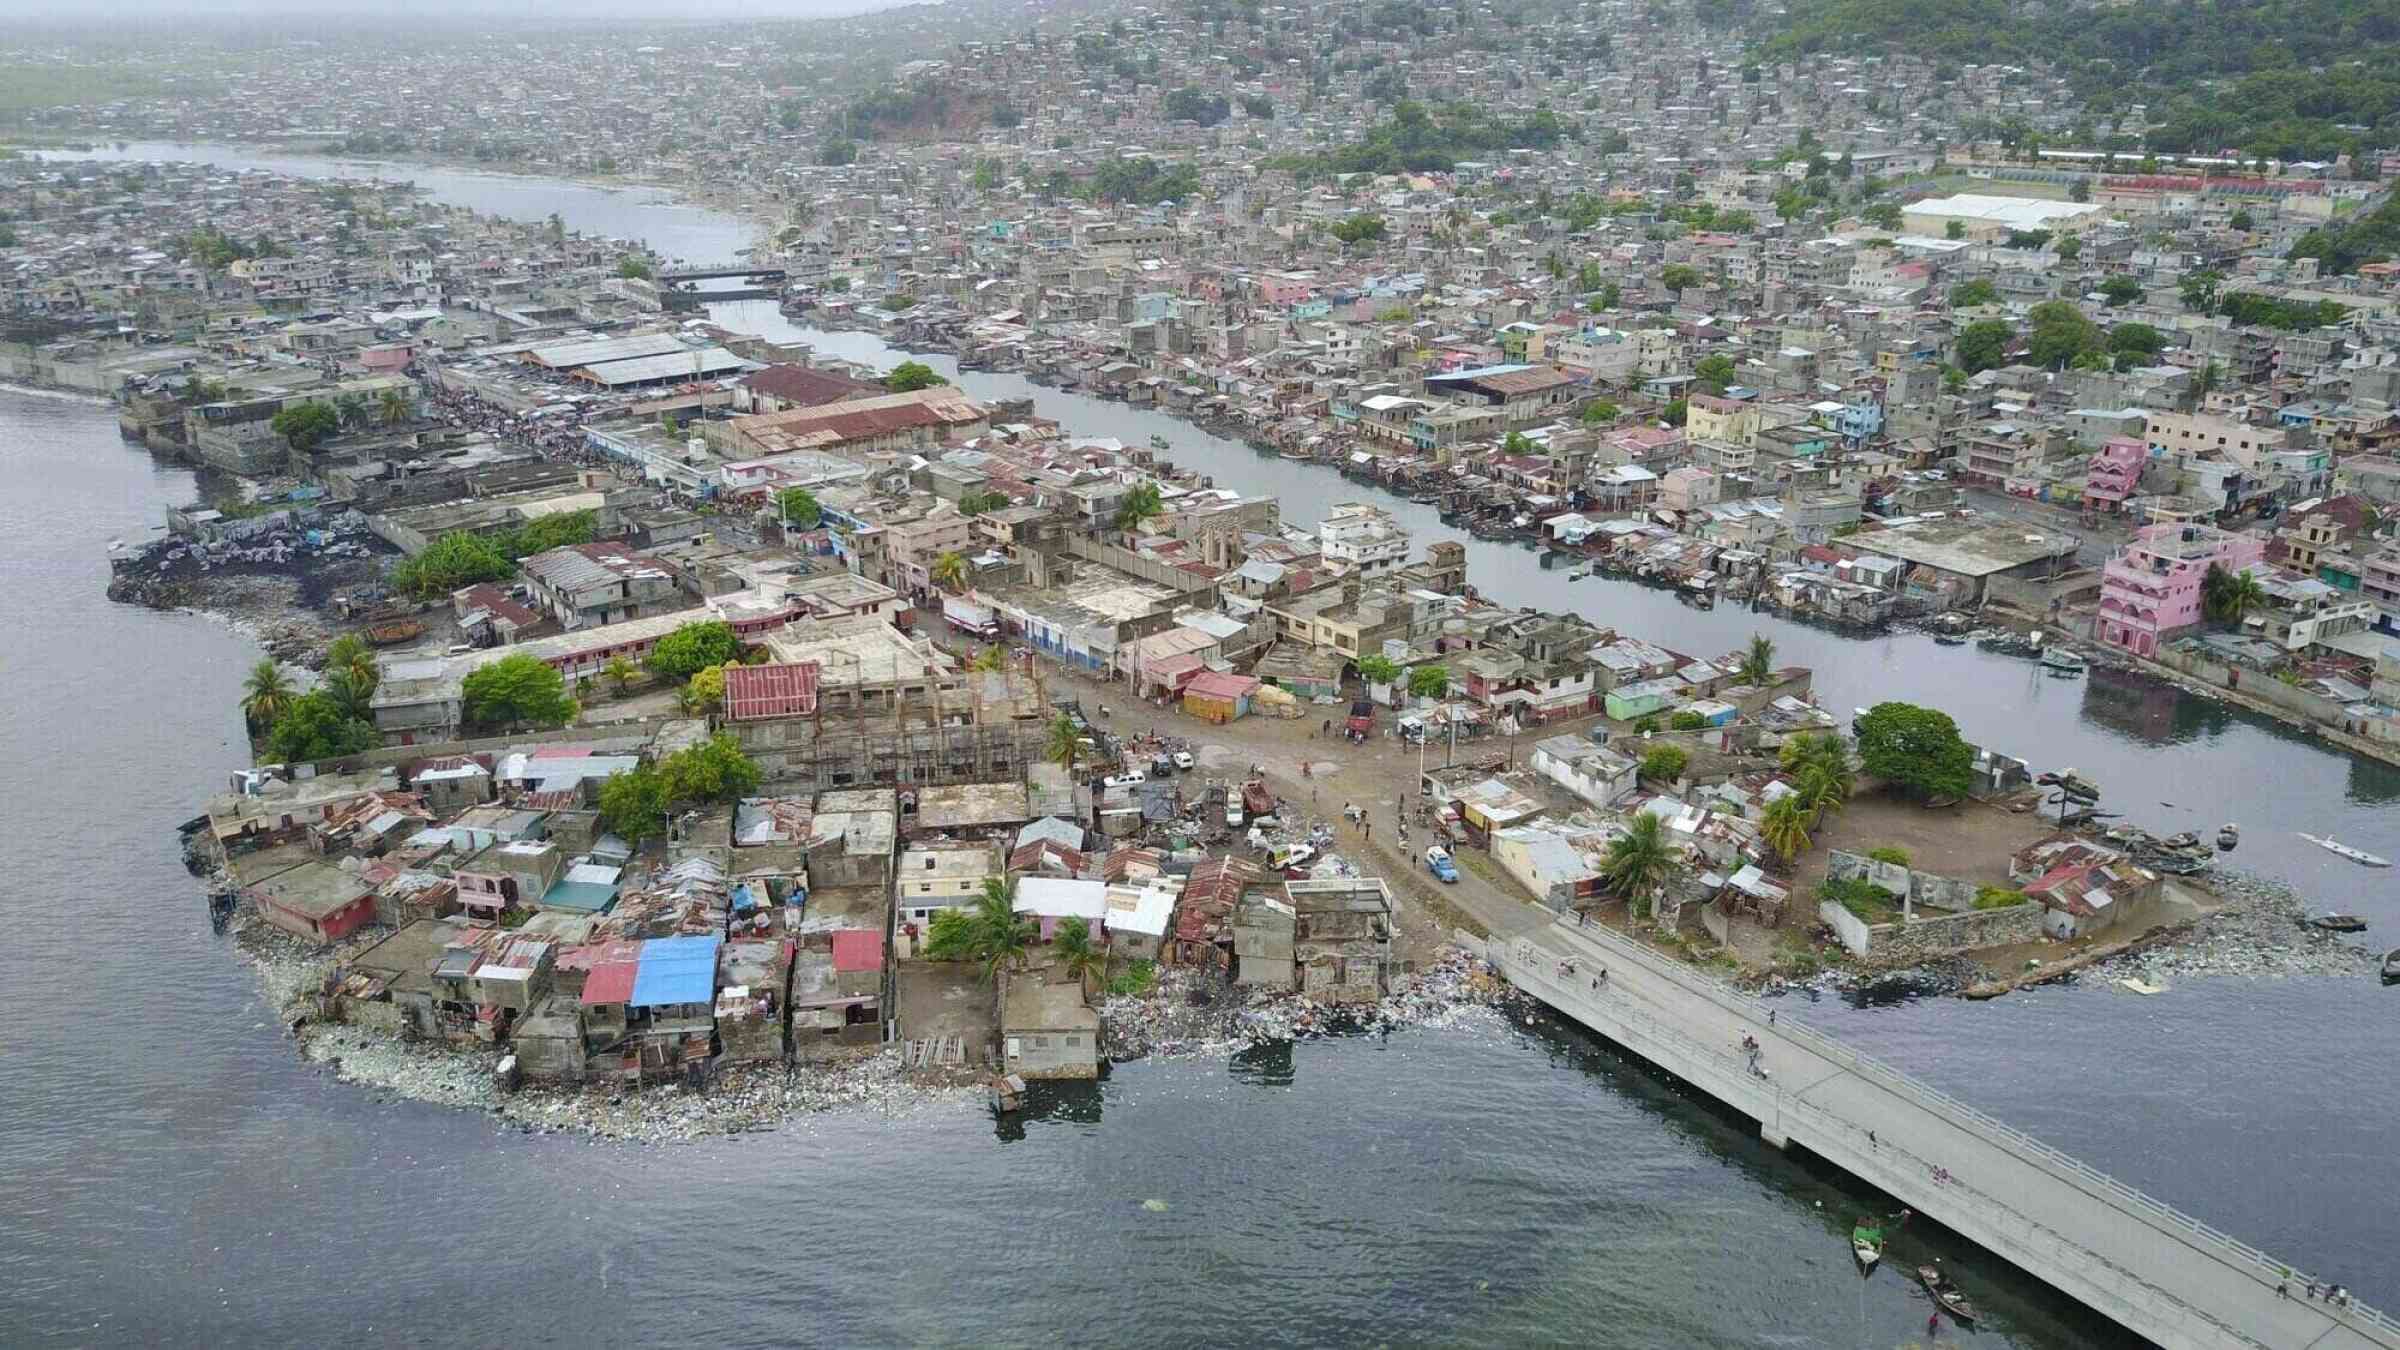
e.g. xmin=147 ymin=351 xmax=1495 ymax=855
xmin=2095 ymin=523 xmax=2267 ymax=658
xmin=2083 ymin=436 xmax=2146 ymax=515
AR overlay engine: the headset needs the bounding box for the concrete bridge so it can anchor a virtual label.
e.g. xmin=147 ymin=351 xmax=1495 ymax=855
xmin=1492 ymin=919 xmax=2398 ymax=1350
xmin=659 ymin=263 xmax=787 ymax=284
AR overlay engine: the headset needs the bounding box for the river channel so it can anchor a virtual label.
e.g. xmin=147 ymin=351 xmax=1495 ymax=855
xmin=7 ymin=143 xmax=2394 ymax=1342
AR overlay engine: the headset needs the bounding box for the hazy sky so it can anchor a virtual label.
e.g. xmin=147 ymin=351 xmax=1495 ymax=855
xmin=0 ymin=0 xmax=908 ymax=21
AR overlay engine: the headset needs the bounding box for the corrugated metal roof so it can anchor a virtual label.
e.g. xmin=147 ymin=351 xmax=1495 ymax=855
xmin=724 ymin=661 xmax=820 ymax=721
xmin=580 ymin=958 xmax=639 ymax=1005
xmin=830 ymin=929 xmax=883 ymax=973
xmin=527 ymin=332 xmax=687 ymax=369
xmin=630 ymin=934 xmax=721 ymax=1007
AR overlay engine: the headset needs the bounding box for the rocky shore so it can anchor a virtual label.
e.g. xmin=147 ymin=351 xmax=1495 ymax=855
xmin=235 ymin=900 xmax=1506 ymax=1143
xmin=2093 ymin=869 xmax=2381 ymax=985
xmin=1100 ymin=948 xmax=1509 ymax=1062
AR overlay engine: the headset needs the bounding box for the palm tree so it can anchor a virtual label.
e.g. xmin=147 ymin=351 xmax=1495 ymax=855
xmin=966 ymin=878 xmax=1037 ymax=982
xmin=971 ymin=644 xmax=1008 ymax=673
xmin=1054 ymin=916 xmax=1105 ymax=1000
xmin=925 ymin=883 xmax=1029 ymax=980
xmin=931 ymin=551 xmax=967 ymax=592
xmin=1046 ymin=712 xmax=1082 ymax=774
xmin=325 ymin=633 xmax=377 ymax=691
xmin=378 ymin=387 xmax=411 ymax=425
xmin=1736 ymin=633 xmax=1776 ymax=686
xmin=1602 ymin=811 xmax=1677 ymax=913
xmin=333 ymin=393 xmax=370 ymax=428
xmin=1761 ymin=793 xmax=1813 ymax=864
xmin=241 ymin=657 xmax=294 ymax=730
xmin=2221 ymin=569 xmax=2267 ymax=623
xmin=1781 ymin=733 xmax=1852 ymax=825
xmin=324 ymin=666 xmax=377 ymax=722
xmin=1114 ymin=481 xmax=1164 ymax=531
xmin=603 ymin=655 xmax=638 ymax=694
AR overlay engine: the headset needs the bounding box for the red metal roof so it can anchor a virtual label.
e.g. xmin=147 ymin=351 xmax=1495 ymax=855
xmin=830 ymin=929 xmax=883 ymax=973
xmin=740 ymin=363 xmax=883 ymax=407
xmin=1184 ymin=671 xmax=1260 ymax=701
xmin=724 ymin=661 xmax=821 ymax=721
xmin=580 ymin=959 xmax=639 ymax=1005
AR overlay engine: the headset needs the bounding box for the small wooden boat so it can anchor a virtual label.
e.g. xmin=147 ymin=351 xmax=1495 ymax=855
xmin=2040 ymin=645 xmax=2087 ymax=674
xmin=2307 ymin=914 xmax=2369 ymax=933
xmin=1918 ymin=1265 xmax=1977 ymax=1324
xmin=2298 ymin=833 xmax=2392 ymax=868
xmin=1851 ymin=1221 xmax=1887 ymax=1273
xmin=2379 ymin=949 xmax=2399 ymax=986
xmin=2216 ymin=823 xmax=2239 ymax=851
xmin=364 ymin=619 xmax=425 ymax=646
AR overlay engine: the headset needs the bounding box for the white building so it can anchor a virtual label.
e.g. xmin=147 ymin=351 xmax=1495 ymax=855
xmin=1317 ymin=501 xmax=1411 ymax=575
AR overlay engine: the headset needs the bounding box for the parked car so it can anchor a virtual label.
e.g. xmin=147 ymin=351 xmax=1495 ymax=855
xmin=1424 ymin=846 xmax=1459 ymax=883
xmin=1171 ymin=750 xmax=1195 ymax=772
xmin=1226 ymin=797 xmax=1245 ymax=828
xmin=1103 ymin=770 xmax=1148 ymax=788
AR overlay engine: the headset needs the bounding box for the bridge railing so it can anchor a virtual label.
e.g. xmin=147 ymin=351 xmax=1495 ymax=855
xmin=1533 ymin=920 xmax=2400 ymax=1340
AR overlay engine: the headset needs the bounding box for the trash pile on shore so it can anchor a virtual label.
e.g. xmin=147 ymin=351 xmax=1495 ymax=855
xmin=296 ymin=1025 xmax=982 ymax=1144
xmin=1101 ymin=947 xmax=1504 ymax=1061
xmin=2095 ymin=869 xmax=2379 ymax=983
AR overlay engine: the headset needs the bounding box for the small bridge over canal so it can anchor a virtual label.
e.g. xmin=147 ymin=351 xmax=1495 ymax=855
xmin=656 ymin=263 xmax=787 ymax=309
xmin=1491 ymin=919 xmax=2398 ymax=1350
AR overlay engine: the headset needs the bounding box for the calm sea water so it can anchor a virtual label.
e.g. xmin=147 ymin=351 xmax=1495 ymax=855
xmin=5 ymin=144 xmax=2392 ymax=1343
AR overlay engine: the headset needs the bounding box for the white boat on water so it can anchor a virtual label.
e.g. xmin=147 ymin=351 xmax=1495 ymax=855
xmin=2299 ymin=833 xmax=2393 ymax=868
xmin=2040 ymin=646 xmax=2087 ymax=674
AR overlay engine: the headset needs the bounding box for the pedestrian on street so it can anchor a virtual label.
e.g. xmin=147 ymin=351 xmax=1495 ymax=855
xmin=2277 ymin=1280 xmax=2289 ymax=1299
xmin=1927 ymin=1313 xmax=1940 ymax=1336
xmin=1767 ymin=1010 xmax=1776 ymax=1025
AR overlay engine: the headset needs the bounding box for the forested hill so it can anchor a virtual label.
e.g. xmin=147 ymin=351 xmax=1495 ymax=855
xmin=1744 ymin=0 xmax=2400 ymax=162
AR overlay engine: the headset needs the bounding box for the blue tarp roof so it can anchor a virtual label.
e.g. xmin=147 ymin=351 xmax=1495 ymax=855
xmin=630 ymin=934 xmax=721 ymax=1008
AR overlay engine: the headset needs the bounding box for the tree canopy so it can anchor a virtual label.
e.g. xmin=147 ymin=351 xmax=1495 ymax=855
xmin=462 ymin=654 xmax=578 ymax=730
xmin=265 ymin=690 xmax=378 ymax=764
xmin=775 ymin=487 xmax=822 ymax=528
xmin=1330 ymin=213 xmax=1389 ymax=245
xmin=271 ymin=401 xmax=339 ymax=452
xmin=1853 ymin=701 xmax=1974 ymax=800
xmin=391 ymin=530 xmax=513 ymax=599
xmin=884 ymin=361 xmax=947 ymax=392
xmin=1265 ymin=99 xmax=1566 ymax=178
xmin=646 ymin=620 xmax=743 ymax=681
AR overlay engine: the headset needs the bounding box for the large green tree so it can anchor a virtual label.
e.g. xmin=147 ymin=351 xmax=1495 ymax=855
xmin=646 ymin=620 xmax=742 ymax=681
xmin=266 ymin=690 xmax=379 ymax=763
xmin=391 ymin=531 xmax=513 ymax=599
xmin=462 ymin=654 xmax=578 ymax=729
xmin=658 ymin=733 xmax=762 ymax=803
xmin=271 ymin=401 xmax=340 ymax=452
xmin=1853 ymin=702 xmax=1974 ymax=800
xmin=2025 ymin=301 xmax=2106 ymax=369
xmin=775 ymin=487 xmax=822 ymax=529
xmin=884 ymin=360 xmax=948 ymax=392
xmin=598 ymin=766 xmax=672 ymax=843
xmin=1956 ymin=319 xmax=2013 ymax=373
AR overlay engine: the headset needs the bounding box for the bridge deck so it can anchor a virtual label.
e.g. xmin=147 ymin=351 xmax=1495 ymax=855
xmin=1493 ymin=919 xmax=2396 ymax=1350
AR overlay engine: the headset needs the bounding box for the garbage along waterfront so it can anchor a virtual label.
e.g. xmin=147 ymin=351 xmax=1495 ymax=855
xmin=2093 ymin=869 xmax=2382 ymax=985
xmin=236 ymin=892 xmax=1505 ymax=1143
